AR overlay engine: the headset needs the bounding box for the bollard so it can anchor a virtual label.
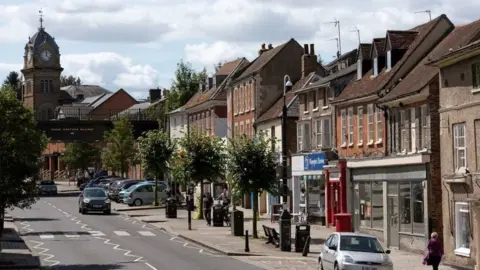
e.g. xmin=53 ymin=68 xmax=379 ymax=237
xmin=302 ymin=236 xmax=311 ymax=257
xmin=187 ymin=196 xmax=192 ymax=230
xmin=245 ymin=230 xmax=250 ymax=252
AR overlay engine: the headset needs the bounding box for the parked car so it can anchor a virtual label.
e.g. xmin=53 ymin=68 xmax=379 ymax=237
xmin=109 ymin=180 xmax=144 ymax=202
xmin=123 ymin=182 xmax=168 ymax=206
xmin=38 ymin=180 xmax=57 ymax=195
xmin=78 ymin=187 xmax=111 ymax=215
xmin=318 ymin=232 xmax=393 ymax=270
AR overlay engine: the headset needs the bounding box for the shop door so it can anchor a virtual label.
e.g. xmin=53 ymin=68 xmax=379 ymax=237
xmin=387 ymin=182 xmax=399 ymax=247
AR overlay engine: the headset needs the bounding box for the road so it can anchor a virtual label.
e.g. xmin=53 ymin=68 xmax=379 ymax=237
xmin=9 ymin=193 xmax=264 ymax=270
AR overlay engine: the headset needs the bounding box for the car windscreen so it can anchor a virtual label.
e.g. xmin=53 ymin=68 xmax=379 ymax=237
xmin=83 ymin=189 xmax=107 ymax=198
xmin=339 ymin=236 xmax=384 ymax=253
xmin=40 ymin=180 xmax=55 ymax=185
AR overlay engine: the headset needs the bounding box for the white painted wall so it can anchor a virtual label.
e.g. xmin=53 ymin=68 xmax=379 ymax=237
xmin=256 ymin=119 xmax=282 ymax=153
xmin=169 ymin=113 xmax=187 ymax=140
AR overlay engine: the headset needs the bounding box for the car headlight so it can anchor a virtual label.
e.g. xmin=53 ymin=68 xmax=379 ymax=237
xmin=382 ymin=255 xmax=393 ymax=266
xmin=83 ymin=198 xmax=90 ymax=203
xmin=105 ymin=199 xmax=111 ymax=203
xmin=343 ymin=255 xmax=355 ymax=264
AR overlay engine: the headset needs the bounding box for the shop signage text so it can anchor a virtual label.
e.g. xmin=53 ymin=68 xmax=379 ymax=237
xmin=304 ymin=152 xmax=327 ymax=171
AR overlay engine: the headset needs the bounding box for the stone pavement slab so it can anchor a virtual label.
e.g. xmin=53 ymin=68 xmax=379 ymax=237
xmin=0 ymin=220 xmax=41 ymax=269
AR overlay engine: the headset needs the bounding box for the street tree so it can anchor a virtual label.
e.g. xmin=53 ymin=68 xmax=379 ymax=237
xmin=102 ymin=117 xmax=136 ymax=177
xmin=3 ymin=71 xmax=22 ymax=100
xmin=0 ymin=85 xmax=47 ymax=236
xmin=167 ymin=60 xmax=207 ymax=111
xmin=227 ymin=134 xmax=277 ymax=238
xmin=177 ymin=130 xmax=226 ymax=219
xmin=137 ymin=131 xmax=175 ymax=206
xmin=60 ymin=75 xmax=82 ymax=87
xmin=62 ymin=142 xmax=100 ymax=177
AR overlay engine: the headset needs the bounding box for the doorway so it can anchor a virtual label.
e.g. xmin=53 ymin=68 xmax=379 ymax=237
xmin=387 ymin=183 xmax=399 ymax=248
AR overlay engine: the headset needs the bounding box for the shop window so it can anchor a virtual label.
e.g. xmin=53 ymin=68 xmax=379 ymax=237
xmin=455 ymin=202 xmax=471 ymax=256
xmin=398 ymin=181 xmax=424 ymax=234
xmin=359 ymin=182 xmax=371 ymax=228
xmin=371 ymin=181 xmax=383 ymax=229
xmin=412 ymin=182 xmax=424 ymax=234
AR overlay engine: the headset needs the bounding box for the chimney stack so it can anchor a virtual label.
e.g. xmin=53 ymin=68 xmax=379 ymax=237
xmin=301 ymin=44 xmax=318 ymax=78
xmin=258 ymin=43 xmax=267 ymax=56
xmin=149 ymin=88 xmax=162 ymax=102
xmin=268 ymin=44 xmax=273 ymax=50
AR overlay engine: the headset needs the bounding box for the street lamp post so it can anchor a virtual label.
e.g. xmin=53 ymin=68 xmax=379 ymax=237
xmin=281 ymin=75 xmax=292 ymax=210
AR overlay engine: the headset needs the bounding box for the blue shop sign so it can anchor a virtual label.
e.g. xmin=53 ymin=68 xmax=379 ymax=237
xmin=304 ymin=152 xmax=327 ymax=171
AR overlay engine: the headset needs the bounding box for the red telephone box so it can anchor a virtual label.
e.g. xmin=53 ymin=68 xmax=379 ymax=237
xmin=325 ymin=159 xmax=347 ymax=227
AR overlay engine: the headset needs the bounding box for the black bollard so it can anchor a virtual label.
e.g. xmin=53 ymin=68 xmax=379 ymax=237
xmin=187 ymin=196 xmax=192 ymax=230
xmin=302 ymin=236 xmax=311 ymax=257
xmin=245 ymin=230 xmax=250 ymax=252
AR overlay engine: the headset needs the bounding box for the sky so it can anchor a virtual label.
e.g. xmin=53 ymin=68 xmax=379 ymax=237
xmin=0 ymin=0 xmax=478 ymax=99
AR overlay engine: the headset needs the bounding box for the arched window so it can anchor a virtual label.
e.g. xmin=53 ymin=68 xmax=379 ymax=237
xmin=40 ymin=80 xmax=45 ymax=92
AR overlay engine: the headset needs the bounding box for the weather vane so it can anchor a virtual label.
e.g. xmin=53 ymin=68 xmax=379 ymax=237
xmin=39 ymin=8 xmax=44 ymax=29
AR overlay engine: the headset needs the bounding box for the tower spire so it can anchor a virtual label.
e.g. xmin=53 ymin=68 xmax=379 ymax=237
xmin=38 ymin=9 xmax=44 ymax=30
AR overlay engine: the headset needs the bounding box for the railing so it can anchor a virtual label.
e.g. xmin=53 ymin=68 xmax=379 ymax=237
xmin=34 ymin=107 xmax=164 ymax=121
xmin=53 ymin=170 xmax=67 ymax=180
xmin=40 ymin=169 xmax=51 ymax=180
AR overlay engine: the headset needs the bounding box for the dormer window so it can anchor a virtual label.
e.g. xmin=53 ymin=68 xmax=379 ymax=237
xmin=386 ymin=50 xmax=392 ymax=71
xmin=357 ymin=59 xmax=362 ymax=80
xmin=373 ymin=57 xmax=379 ymax=76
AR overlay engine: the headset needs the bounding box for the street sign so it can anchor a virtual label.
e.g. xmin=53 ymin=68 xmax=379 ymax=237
xmin=303 ymin=152 xmax=327 ymax=171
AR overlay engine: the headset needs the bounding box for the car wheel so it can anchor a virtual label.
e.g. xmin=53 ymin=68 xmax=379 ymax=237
xmin=133 ymin=199 xmax=143 ymax=206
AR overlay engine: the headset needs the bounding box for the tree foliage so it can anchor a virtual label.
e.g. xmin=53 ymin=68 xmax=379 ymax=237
xmin=167 ymin=60 xmax=208 ymax=111
xmin=62 ymin=142 xmax=100 ymax=174
xmin=227 ymin=134 xmax=277 ymax=238
xmin=60 ymin=75 xmax=82 ymax=87
xmin=176 ymin=130 xmax=226 ymax=219
xmin=0 ymin=85 xmax=47 ymax=235
xmin=102 ymin=118 xmax=136 ymax=177
xmin=317 ymin=54 xmax=324 ymax=65
xmin=3 ymin=71 xmax=22 ymax=100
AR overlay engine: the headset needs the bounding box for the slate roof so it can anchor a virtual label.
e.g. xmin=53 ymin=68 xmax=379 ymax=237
xmin=379 ymin=19 xmax=480 ymax=102
xmin=61 ymin=85 xmax=111 ymax=100
xmin=27 ymin=28 xmax=59 ymax=54
xmin=256 ymin=72 xmax=314 ymax=123
xmin=333 ymin=14 xmax=449 ymax=104
xmin=235 ymin=39 xmax=296 ymax=81
xmin=359 ymin=44 xmax=372 ymax=60
xmin=324 ymin=49 xmax=358 ymax=71
xmin=56 ymin=105 xmax=92 ymax=119
xmin=80 ymin=94 xmax=106 ymax=105
xmin=372 ymin=38 xmax=386 ymax=57
xmin=387 ymin=31 xmax=419 ymax=50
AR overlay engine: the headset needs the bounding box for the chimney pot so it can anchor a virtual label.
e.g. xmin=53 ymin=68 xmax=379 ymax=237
xmin=268 ymin=44 xmax=273 ymax=49
xmin=303 ymin=44 xmax=309 ymax=55
xmin=261 ymin=43 xmax=266 ymax=49
xmin=310 ymin=44 xmax=315 ymax=55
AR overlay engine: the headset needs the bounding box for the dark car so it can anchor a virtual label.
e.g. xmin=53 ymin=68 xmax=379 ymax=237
xmin=38 ymin=180 xmax=57 ymax=195
xmin=108 ymin=180 xmax=144 ymax=202
xmin=78 ymin=187 xmax=111 ymax=215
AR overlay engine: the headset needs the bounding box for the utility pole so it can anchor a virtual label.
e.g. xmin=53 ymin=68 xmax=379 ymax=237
xmin=415 ymin=10 xmax=432 ymax=21
xmin=350 ymin=27 xmax=361 ymax=45
xmin=325 ymin=18 xmax=341 ymax=55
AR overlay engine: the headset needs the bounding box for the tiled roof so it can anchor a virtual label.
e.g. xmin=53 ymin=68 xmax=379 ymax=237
xmin=372 ymin=38 xmax=386 ymax=57
xmin=359 ymin=44 xmax=372 ymax=60
xmin=380 ymin=19 xmax=480 ymax=102
xmin=387 ymin=31 xmax=419 ymax=50
xmin=61 ymin=85 xmax=111 ymax=99
xmin=324 ymin=49 xmax=358 ymax=71
xmin=256 ymin=72 xmax=314 ymax=123
xmin=80 ymin=94 xmax=105 ymax=105
xmin=216 ymin=59 xmax=243 ymax=76
xmin=236 ymin=39 xmax=295 ymax=81
xmin=89 ymin=93 xmax=114 ymax=108
xmin=334 ymin=14 xmax=448 ymax=104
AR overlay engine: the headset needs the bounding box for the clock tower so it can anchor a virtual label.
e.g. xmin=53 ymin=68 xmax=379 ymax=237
xmin=21 ymin=10 xmax=63 ymax=119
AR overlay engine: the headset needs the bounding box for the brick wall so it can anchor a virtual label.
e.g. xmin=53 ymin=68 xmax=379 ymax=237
xmin=90 ymin=89 xmax=137 ymax=120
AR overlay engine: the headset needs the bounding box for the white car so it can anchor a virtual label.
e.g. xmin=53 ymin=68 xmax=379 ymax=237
xmin=318 ymin=232 xmax=393 ymax=270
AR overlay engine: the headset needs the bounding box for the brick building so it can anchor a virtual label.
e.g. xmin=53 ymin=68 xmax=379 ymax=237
xmin=428 ymin=19 xmax=480 ymax=268
xmin=331 ymin=14 xmax=454 ymax=250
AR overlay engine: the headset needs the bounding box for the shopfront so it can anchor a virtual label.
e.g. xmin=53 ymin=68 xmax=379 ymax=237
xmin=349 ymin=157 xmax=429 ymax=251
xmin=292 ymin=153 xmax=328 ymax=224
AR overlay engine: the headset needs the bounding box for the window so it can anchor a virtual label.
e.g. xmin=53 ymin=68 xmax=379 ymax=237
xmin=371 ymin=181 xmax=383 ymax=229
xmin=312 ymin=90 xmax=318 ymax=109
xmin=241 ymin=87 xmax=245 ymax=113
xmin=472 ymin=63 xmax=480 ymax=89
xmin=206 ymin=111 xmax=210 ymax=132
xmin=201 ymin=113 xmax=205 ymax=132
xmin=348 ymin=108 xmax=353 ymax=144
xmin=210 ymin=111 xmax=215 ymax=133
xmin=323 ymin=118 xmax=331 ymax=148
xmin=373 ymin=57 xmax=378 ymax=76
xmin=400 ymin=110 xmax=411 ymax=152
xmin=421 ymin=105 xmax=430 ymax=149
xmin=357 ymin=60 xmax=362 ymax=80
xmin=386 ymin=50 xmax=392 ymax=70
xmin=246 ymin=86 xmax=250 ymax=111
xmin=357 ymin=106 xmax=363 ymax=144
xmin=297 ymin=124 xmax=303 ymax=151
xmin=316 ymin=119 xmax=322 ymax=149
xmin=250 ymin=84 xmax=255 ymax=110
xmin=455 ymin=202 xmax=471 ymax=256
xmin=303 ymin=94 xmax=308 ymax=112
xmin=399 ymin=181 xmax=425 ymax=234
xmin=367 ymin=105 xmax=374 ymax=143
xmin=453 ymin=123 xmax=467 ymax=170
xmin=48 ymin=80 xmax=53 ymax=92
xmin=40 ymin=80 xmax=45 ymax=92
xmin=341 ymin=110 xmax=347 ymax=146
xmin=376 ymin=106 xmax=383 ymax=142
xmin=359 ymin=182 xmax=371 ymax=228
xmin=234 ymin=89 xmax=238 ymax=114
xmin=303 ymin=122 xmax=311 ymax=150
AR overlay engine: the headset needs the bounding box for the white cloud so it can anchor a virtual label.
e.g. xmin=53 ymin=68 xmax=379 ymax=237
xmin=184 ymin=41 xmax=256 ymax=69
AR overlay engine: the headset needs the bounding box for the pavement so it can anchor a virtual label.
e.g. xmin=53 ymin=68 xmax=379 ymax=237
xmin=7 ymin=194 xmax=266 ymax=270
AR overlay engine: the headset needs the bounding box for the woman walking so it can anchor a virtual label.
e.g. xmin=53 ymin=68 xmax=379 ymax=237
xmin=424 ymin=232 xmax=444 ymax=270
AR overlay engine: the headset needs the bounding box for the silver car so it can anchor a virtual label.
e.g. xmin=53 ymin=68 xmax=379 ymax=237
xmin=318 ymin=232 xmax=393 ymax=270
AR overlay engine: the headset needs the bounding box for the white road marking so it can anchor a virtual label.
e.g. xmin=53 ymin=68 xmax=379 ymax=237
xmin=114 ymin=231 xmax=130 ymax=236
xmin=64 ymin=233 xmax=80 ymax=238
xmin=52 ymin=205 xmax=57 ymax=208
xmin=39 ymin=234 xmax=54 ymax=239
xmin=88 ymin=231 xmax=106 ymax=237
xmin=30 ymin=240 xmax=60 ymax=266
xmin=138 ymin=231 xmax=155 ymax=236
xmin=145 ymin=262 xmax=158 ymax=270
xmin=20 ymin=221 xmax=34 ymax=233
xmin=94 ymin=236 xmax=144 ymax=262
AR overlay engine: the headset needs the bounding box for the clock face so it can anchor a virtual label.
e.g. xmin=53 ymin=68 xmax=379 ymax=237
xmin=40 ymin=50 xmax=52 ymax=61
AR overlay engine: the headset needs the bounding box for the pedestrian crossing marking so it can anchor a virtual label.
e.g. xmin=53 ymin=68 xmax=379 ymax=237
xmin=138 ymin=231 xmax=155 ymax=236
xmin=39 ymin=234 xmax=54 ymax=239
xmin=65 ymin=233 xmax=80 ymax=238
xmin=88 ymin=231 xmax=105 ymax=237
xmin=113 ymin=231 xmax=130 ymax=236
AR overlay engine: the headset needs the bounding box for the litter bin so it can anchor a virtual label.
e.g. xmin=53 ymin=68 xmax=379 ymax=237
xmin=212 ymin=204 xmax=224 ymax=227
xmin=334 ymin=213 xmax=352 ymax=232
xmin=295 ymin=224 xmax=310 ymax=252
xmin=231 ymin=210 xmax=244 ymax=236
xmin=165 ymin=198 xmax=177 ymax=218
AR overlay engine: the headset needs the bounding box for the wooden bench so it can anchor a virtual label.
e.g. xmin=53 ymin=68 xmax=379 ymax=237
xmin=262 ymin=225 xmax=279 ymax=248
